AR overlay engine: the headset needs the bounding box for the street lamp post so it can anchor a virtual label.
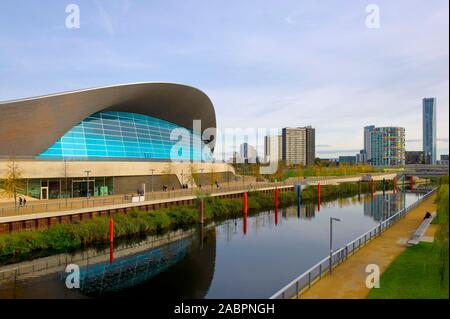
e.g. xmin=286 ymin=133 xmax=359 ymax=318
xmin=329 ymin=217 xmax=341 ymax=275
xmin=150 ymin=169 xmax=155 ymax=192
xmin=181 ymin=169 xmax=184 ymax=186
xmin=84 ymin=170 xmax=91 ymax=200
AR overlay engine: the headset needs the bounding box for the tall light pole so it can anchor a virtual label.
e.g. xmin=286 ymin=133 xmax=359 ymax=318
xmin=150 ymin=169 xmax=155 ymax=192
xmin=329 ymin=217 xmax=341 ymax=275
xmin=181 ymin=169 xmax=184 ymax=186
xmin=84 ymin=170 xmax=91 ymax=199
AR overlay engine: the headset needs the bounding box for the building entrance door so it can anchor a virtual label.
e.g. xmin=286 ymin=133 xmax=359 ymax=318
xmin=40 ymin=187 xmax=49 ymax=200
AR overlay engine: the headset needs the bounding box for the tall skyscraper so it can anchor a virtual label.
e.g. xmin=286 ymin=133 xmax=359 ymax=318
xmin=306 ymin=126 xmax=316 ymax=166
xmin=240 ymin=142 xmax=257 ymax=163
xmin=370 ymin=127 xmax=405 ymax=166
xmin=264 ymin=135 xmax=282 ymax=162
xmin=364 ymin=125 xmax=375 ymax=163
xmin=282 ymin=126 xmax=315 ymax=166
xmin=423 ymin=98 xmax=437 ymax=164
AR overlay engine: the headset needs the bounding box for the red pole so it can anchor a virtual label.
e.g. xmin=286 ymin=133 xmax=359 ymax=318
xmin=243 ymin=192 xmax=248 ymax=216
xmin=318 ymin=182 xmax=321 ymax=212
xmin=275 ymin=187 xmax=279 ymax=208
xmin=109 ymin=218 xmax=114 ymax=243
xmin=109 ymin=217 xmax=114 ymax=264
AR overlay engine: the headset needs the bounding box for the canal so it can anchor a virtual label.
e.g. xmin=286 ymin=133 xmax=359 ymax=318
xmin=0 ymin=191 xmax=423 ymax=299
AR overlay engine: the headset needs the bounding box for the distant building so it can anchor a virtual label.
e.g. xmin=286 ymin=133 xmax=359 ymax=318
xmin=264 ymin=135 xmax=282 ymax=162
xmin=370 ymin=127 xmax=406 ymax=166
xmin=318 ymin=158 xmax=338 ymax=166
xmin=364 ymin=125 xmax=375 ymax=163
xmin=282 ymin=126 xmax=315 ymax=166
xmin=240 ymin=142 xmax=257 ymax=163
xmin=405 ymin=151 xmax=424 ymax=165
xmin=230 ymin=151 xmax=243 ymax=164
xmin=423 ymin=98 xmax=437 ymax=164
xmin=437 ymin=154 xmax=449 ymax=165
xmin=339 ymin=156 xmax=357 ymax=165
xmin=356 ymin=150 xmax=367 ymax=164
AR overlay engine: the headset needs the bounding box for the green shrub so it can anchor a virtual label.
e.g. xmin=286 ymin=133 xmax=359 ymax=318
xmin=0 ymin=180 xmax=394 ymax=264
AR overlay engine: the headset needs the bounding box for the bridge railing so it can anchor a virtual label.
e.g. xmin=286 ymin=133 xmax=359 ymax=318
xmin=269 ymin=187 xmax=437 ymax=299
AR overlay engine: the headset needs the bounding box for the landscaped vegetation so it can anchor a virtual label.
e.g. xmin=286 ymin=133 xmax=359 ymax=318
xmin=368 ymin=175 xmax=449 ymax=299
xmin=233 ymin=161 xmax=385 ymax=182
xmin=0 ymin=181 xmax=392 ymax=265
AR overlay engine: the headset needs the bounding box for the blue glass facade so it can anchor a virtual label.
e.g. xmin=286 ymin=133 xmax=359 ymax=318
xmin=422 ymin=98 xmax=436 ymax=164
xmin=38 ymin=111 xmax=213 ymax=161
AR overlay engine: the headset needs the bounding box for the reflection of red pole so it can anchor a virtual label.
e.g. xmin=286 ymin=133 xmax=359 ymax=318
xmin=274 ymin=187 xmax=279 ymax=208
xmin=318 ymin=182 xmax=321 ymax=212
xmin=109 ymin=218 xmax=114 ymax=243
xmin=371 ymin=177 xmax=374 ymax=199
xmin=243 ymin=213 xmax=247 ymax=235
xmin=109 ymin=241 xmax=114 ymax=264
xmin=243 ymin=192 xmax=248 ymax=235
xmin=275 ymin=206 xmax=279 ymax=226
xmin=243 ymin=192 xmax=248 ymax=216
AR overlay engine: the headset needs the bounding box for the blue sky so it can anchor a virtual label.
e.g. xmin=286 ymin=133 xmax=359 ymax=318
xmin=0 ymin=0 xmax=448 ymax=159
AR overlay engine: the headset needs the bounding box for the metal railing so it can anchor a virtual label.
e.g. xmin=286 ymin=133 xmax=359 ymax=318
xmin=269 ymin=187 xmax=437 ymax=299
xmin=0 ymin=181 xmax=295 ymax=217
xmin=0 ymin=173 xmax=396 ymax=218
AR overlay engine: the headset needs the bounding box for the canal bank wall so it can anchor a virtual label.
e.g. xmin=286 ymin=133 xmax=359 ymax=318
xmin=0 ymin=173 xmax=397 ymax=234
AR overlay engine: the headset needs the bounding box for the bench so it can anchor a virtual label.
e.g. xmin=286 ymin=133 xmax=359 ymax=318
xmin=407 ymin=212 xmax=436 ymax=246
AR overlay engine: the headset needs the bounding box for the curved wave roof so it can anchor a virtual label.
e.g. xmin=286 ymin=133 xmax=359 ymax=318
xmin=0 ymin=82 xmax=216 ymax=158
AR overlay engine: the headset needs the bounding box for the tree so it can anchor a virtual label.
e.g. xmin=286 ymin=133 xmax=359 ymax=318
xmin=161 ymin=162 xmax=175 ymax=190
xmin=251 ymin=163 xmax=262 ymax=179
xmin=209 ymin=163 xmax=221 ymax=187
xmin=186 ymin=162 xmax=198 ymax=188
xmin=0 ymin=158 xmax=26 ymax=210
xmin=296 ymin=165 xmax=304 ymax=178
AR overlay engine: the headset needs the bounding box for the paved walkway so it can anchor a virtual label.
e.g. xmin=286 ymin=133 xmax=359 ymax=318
xmin=0 ymin=184 xmax=295 ymax=224
xmin=0 ymin=173 xmax=397 ymax=218
xmin=300 ymin=193 xmax=437 ymax=299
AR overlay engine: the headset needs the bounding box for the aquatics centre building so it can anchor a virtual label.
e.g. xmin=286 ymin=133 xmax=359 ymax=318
xmin=0 ymin=82 xmax=234 ymax=200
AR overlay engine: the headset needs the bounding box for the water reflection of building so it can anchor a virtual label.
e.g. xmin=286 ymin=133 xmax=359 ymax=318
xmin=278 ymin=205 xmax=316 ymax=220
xmin=62 ymin=226 xmax=216 ymax=298
xmin=364 ymin=193 xmax=404 ymax=222
xmin=72 ymin=238 xmax=191 ymax=296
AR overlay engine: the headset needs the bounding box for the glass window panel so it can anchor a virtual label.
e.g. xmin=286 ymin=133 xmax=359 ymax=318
xmin=38 ymin=111 xmax=213 ymax=161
